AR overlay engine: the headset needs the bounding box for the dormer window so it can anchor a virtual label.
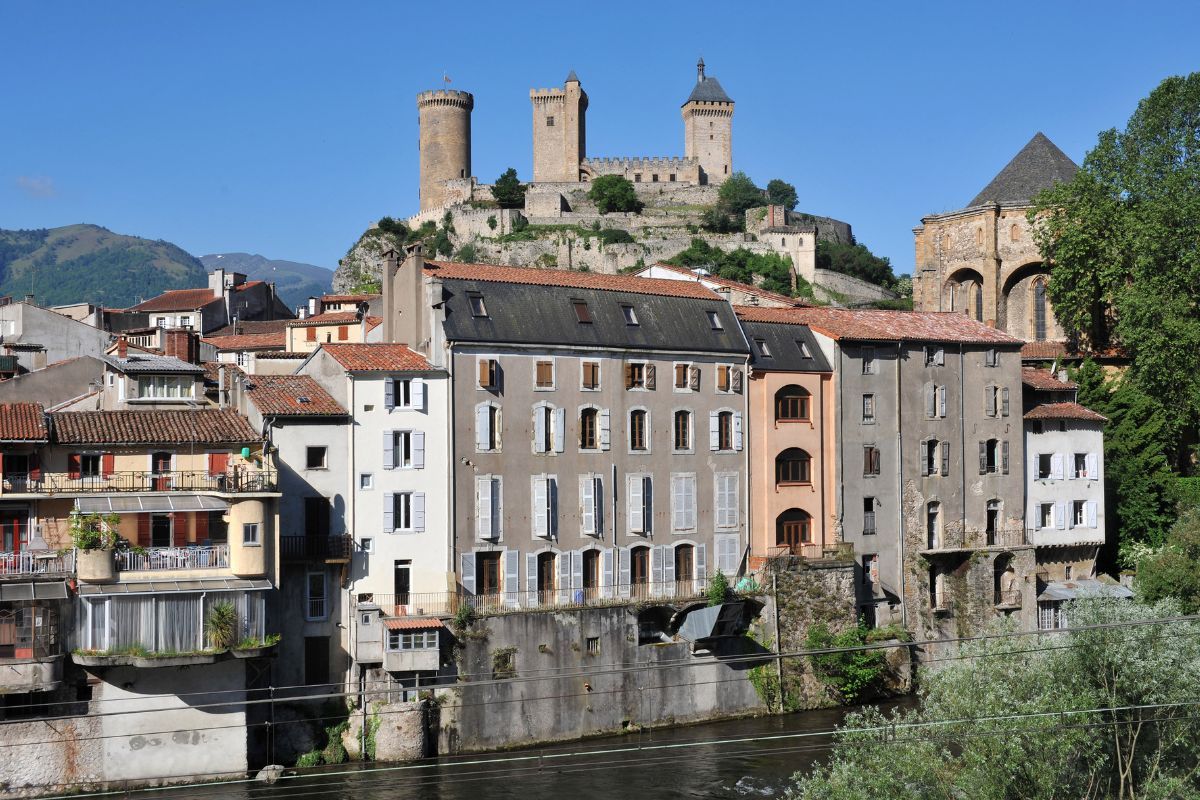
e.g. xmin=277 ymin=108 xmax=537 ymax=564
xmin=707 ymin=310 xmax=723 ymax=330
xmin=573 ymin=300 xmax=592 ymax=324
xmin=797 ymin=340 xmax=812 ymax=359
xmin=468 ymin=293 xmax=487 ymax=318
xmin=621 ymin=305 xmax=638 ymax=326
xmin=755 ymin=338 xmax=771 ymax=357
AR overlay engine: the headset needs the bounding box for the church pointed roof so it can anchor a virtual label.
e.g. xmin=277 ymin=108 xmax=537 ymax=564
xmin=968 ymin=132 xmax=1079 ymax=207
xmin=683 ymin=59 xmax=732 ymax=106
xmin=565 ymin=70 xmax=579 ymax=83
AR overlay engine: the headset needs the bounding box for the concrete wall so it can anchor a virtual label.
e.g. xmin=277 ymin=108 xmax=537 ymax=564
xmin=0 ymin=356 xmax=103 ymax=408
xmin=0 ymin=303 xmax=111 ymax=372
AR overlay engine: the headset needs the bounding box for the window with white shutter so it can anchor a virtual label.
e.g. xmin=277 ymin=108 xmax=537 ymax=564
xmin=715 ymin=474 xmax=738 ymax=529
xmin=475 ymin=476 xmax=501 ymax=540
xmin=461 ymin=553 xmax=477 ymax=595
xmin=580 ymin=475 xmax=601 ymax=536
xmin=627 ymin=474 xmax=649 ymax=535
xmin=411 ymin=431 xmax=424 ymax=469
xmin=672 ymin=474 xmax=696 ymax=531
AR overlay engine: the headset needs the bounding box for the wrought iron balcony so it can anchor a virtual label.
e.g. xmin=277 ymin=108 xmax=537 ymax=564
xmin=922 ymin=527 xmax=1030 ymax=553
xmin=117 ymin=545 xmax=230 ymax=572
xmin=0 ymin=550 xmax=74 ymax=579
xmin=1 ymin=469 xmax=277 ymax=495
xmin=280 ymin=535 xmax=355 ymax=562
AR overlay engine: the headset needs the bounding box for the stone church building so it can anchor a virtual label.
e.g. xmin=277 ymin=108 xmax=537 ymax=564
xmin=912 ymin=133 xmax=1079 ymax=345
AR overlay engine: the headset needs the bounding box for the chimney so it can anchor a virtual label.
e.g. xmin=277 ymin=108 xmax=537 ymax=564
xmin=164 ymin=329 xmax=199 ymax=364
xmin=218 ymin=364 xmax=227 ymax=409
xmin=208 ymin=268 xmax=225 ymax=296
xmin=382 ymin=248 xmax=399 ymax=343
xmin=307 ymin=297 xmax=318 ymax=317
xmin=359 ymin=303 xmax=368 ymax=341
xmin=23 ymin=294 xmax=34 ymax=305
xmin=117 ymin=335 xmax=128 ymax=359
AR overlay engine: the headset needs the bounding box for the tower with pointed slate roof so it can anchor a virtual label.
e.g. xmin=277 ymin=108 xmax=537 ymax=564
xmin=681 ymin=57 xmax=735 ymax=186
xmin=913 ymin=132 xmax=1079 ymax=347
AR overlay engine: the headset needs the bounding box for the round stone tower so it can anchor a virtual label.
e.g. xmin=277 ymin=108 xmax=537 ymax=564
xmin=417 ymin=89 xmax=474 ymax=212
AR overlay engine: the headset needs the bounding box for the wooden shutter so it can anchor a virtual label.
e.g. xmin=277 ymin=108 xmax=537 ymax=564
xmin=652 ymin=546 xmax=664 ymax=589
xmin=1001 ymin=387 xmax=1010 ymax=417
xmin=170 ymin=513 xmax=185 ymax=546
xmin=628 ymin=475 xmax=645 ymax=534
xmin=412 ymin=379 xmax=425 ymax=411
xmin=383 ymin=493 xmax=394 ymax=532
xmin=985 ymin=386 xmax=996 ymax=417
xmin=696 ymin=543 xmax=707 ymax=580
xmin=920 ymin=440 xmax=929 ymax=477
xmin=411 ymin=431 xmax=425 ymax=469
xmin=208 ymin=452 xmax=229 ymax=477
xmin=338 ymin=326 xmax=349 ymax=341
xmin=663 ymin=544 xmax=676 ymax=588
xmin=68 ymin=453 xmax=82 ymax=480
xmin=733 ymin=412 xmax=743 ymax=451
xmin=384 ymin=379 xmax=395 ymax=409
xmin=580 ymin=476 xmax=596 ymax=536
xmin=924 ymin=384 xmax=935 ymax=418
xmin=137 ymin=513 xmax=151 ymax=547
xmin=1001 ymin=440 xmax=1010 ymax=474
xmin=1086 ymin=500 xmax=1098 ymax=528
xmin=689 ymin=366 xmax=700 ymax=391
xmin=553 ymin=407 xmax=566 ymax=453
xmin=624 ymin=363 xmax=633 ymax=389
xmin=412 ymin=493 xmax=425 ymax=532
xmin=306 ymin=327 xmax=316 ymax=342
xmin=478 ymin=359 xmax=489 ymax=388
xmin=101 ymin=452 xmax=114 ymax=480
xmin=645 ymin=364 xmax=656 ymax=390
xmin=978 ymin=442 xmax=987 ymax=475
xmin=571 ymin=551 xmax=583 ymax=599
xmin=1051 ymin=453 xmax=1064 ymax=480
xmin=533 ymin=408 xmax=547 ymax=453
xmin=599 ymin=409 xmax=611 ymax=450
xmin=709 ymin=412 xmax=719 ymax=451
xmin=555 ymin=551 xmax=570 ymax=604
xmin=1054 ymin=502 xmax=1066 ymax=530
xmin=940 ymin=440 xmax=950 ymax=476
xmin=475 ymin=478 xmax=493 ymax=540
xmin=460 ymin=553 xmax=476 ymax=596
xmin=732 ymin=367 xmax=743 ymax=394
xmin=194 ymin=511 xmax=209 ymax=543
xmin=383 ymin=430 xmax=395 ymax=469
xmin=935 ymin=348 xmax=944 ymax=366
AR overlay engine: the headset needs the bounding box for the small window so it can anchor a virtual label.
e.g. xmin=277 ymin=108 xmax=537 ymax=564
xmin=755 ymin=338 xmax=771 ymax=357
xmin=626 ymin=362 xmax=646 ymax=390
xmin=621 ymin=305 xmax=638 ymax=326
xmin=716 ymin=365 xmax=732 ymax=393
xmin=1039 ymin=503 xmax=1054 ymax=529
xmin=573 ymin=300 xmax=593 ymax=324
xmin=707 ymin=310 xmax=723 ymax=330
xmin=924 ymin=346 xmax=944 ymax=367
xmin=862 ymin=347 xmax=875 ymax=374
xmin=478 ymin=358 xmax=499 ymax=389
xmin=1038 ymin=454 xmax=1053 ymax=480
xmin=546 ymin=115 xmax=555 ymax=127
xmin=863 ymin=498 xmax=876 ymax=535
xmin=674 ymin=363 xmax=689 ymax=390
xmin=668 ymin=174 xmax=676 ymax=182
xmin=629 ymin=409 xmax=648 ymax=451
xmin=862 ymin=394 xmax=876 ymax=424
xmin=581 ymin=360 xmax=601 ymax=390
xmin=985 ymin=348 xmax=998 ymax=368
xmin=717 ymin=411 xmax=734 ymax=451
xmin=179 ymin=316 xmax=193 ymax=329
xmin=863 ymin=445 xmax=881 ymax=476
xmin=797 ymin=340 xmax=812 ymax=359
xmin=1074 ymin=453 xmax=1089 ymax=479
xmin=535 ymin=359 xmax=555 ymax=389
xmin=359 ymin=473 xmax=374 ymax=490
xmin=392 ymin=493 xmax=413 ymax=531
xmin=156 ymin=316 xmax=167 ymax=328
xmin=651 ymin=174 xmax=659 ymax=183
xmin=359 ymin=538 xmax=374 ymax=554
xmin=1073 ymin=501 xmax=1086 ymax=527
xmin=586 ymin=636 xmax=600 ymax=655
xmin=468 ymin=293 xmax=488 ymax=318
xmin=391 ymin=378 xmax=413 ymax=407
xmin=243 ymin=523 xmax=260 ymax=546
xmin=634 ymin=173 xmax=642 ymax=183
xmin=306 ymin=446 xmax=327 ymax=469
xmin=80 ymin=453 xmax=102 ymax=478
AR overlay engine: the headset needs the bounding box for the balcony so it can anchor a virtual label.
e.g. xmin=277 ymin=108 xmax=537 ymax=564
xmin=0 ymin=469 xmax=277 ymax=495
xmin=1027 ymin=527 xmax=1106 ymax=548
xmin=0 ymin=550 xmax=74 ymax=579
xmin=117 ymin=545 xmax=230 ymax=572
xmin=280 ymin=535 xmax=355 ymax=563
xmin=922 ymin=527 xmax=1029 ymax=554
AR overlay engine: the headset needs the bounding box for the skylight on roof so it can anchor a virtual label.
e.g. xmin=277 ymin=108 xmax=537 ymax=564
xmin=755 ymin=338 xmax=771 ymax=357
xmin=621 ymin=304 xmax=638 ymax=326
xmin=707 ymin=310 xmax=723 ymax=331
xmin=468 ymin=293 xmax=487 ymax=318
xmin=573 ymin=300 xmax=592 ymax=324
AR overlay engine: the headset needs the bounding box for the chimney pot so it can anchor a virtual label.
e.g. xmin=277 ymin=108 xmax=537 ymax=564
xmin=117 ymin=336 xmax=128 ymax=359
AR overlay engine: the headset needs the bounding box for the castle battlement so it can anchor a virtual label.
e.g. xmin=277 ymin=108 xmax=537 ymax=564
xmin=583 ymin=156 xmax=698 ymax=169
xmin=417 ymin=89 xmax=474 ymax=109
xmin=530 ymin=88 xmax=567 ymax=99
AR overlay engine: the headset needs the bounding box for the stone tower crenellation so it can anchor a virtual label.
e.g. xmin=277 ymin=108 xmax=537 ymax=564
xmin=681 ymin=58 xmax=734 ymax=186
xmin=417 ymin=89 xmax=474 ymax=212
xmin=530 ymin=71 xmax=588 ymax=183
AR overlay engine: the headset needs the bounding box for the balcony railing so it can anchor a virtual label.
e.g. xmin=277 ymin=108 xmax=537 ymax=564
xmin=924 ymin=527 xmax=1029 ymax=552
xmin=117 ymin=545 xmax=229 ymax=572
xmin=280 ymin=535 xmax=355 ymax=562
xmin=1 ymin=469 xmax=277 ymax=495
xmin=0 ymin=550 xmax=74 ymax=578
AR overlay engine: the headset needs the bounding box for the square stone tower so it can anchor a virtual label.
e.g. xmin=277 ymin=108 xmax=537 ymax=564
xmin=530 ymin=71 xmax=587 ymax=183
xmin=682 ymin=58 xmax=734 ymax=186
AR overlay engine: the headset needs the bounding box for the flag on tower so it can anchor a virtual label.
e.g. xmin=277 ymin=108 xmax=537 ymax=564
xmin=443 ymin=74 xmax=452 ymax=85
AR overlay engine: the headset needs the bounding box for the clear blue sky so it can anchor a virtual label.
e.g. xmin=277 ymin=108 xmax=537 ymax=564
xmin=4 ymin=1 xmax=1198 ymax=275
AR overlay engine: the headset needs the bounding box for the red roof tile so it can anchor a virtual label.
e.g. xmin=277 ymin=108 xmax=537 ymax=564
xmin=288 ymin=313 xmax=383 ymax=332
xmin=1022 ymin=367 xmax=1077 ymax=391
xmin=52 ymin=410 xmax=261 ymax=445
xmin=381 ymin=617 xmax=444 ymax=630
xmin=243 ymin=375 xmax=346 ymax=417
xmin=319 ymin=344 xmax=433 ymax=372
xmin=129 ymin=288 xmax=220 ymax=313
xmin=1024 ymin=402 xmax=1107 ymax=423
xmin=322 ymin=294 xmax=380 ymax=303
xmin=254 ymin=351 xmax=309 ymax=360
xmin=1020 ymin=341 xmax=1069 ymax=360
xmin=0 ymin=403 xmax=48 ymax=441
xmin=201 ymin=332 xmax=286 ymax=351
xmin=424 ymin=260 xmax=721 ymax=300
xmin=649 ymin=263 xmax=812 ymax=307
xmin=736 ymin=306 xmax=1022 ymax=344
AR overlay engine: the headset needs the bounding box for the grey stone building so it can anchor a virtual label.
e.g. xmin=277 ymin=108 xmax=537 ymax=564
xmin=381 ymin=248 xmax=751 ymax=605
xmin=795 ymin=308 xmax=1030 ymax=637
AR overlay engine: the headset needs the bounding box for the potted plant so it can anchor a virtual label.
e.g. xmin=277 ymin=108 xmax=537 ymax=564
xmin=204 ymin=602 xmax=239 ymax=651
xmin=70 ymin=511 xmax=125 ymax=584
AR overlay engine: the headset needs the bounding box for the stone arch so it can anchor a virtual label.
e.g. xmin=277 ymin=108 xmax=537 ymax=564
xmin=993 ymin=552 xmax=1019 ymax=605
xmin=943 ymin=267 xmax=985 ymax=320
xmin=999 ymin=261 xmax=1054 ymax=340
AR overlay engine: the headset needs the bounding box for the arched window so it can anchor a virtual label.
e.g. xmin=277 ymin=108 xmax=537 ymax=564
xmin=973 ymin=282 xmax=983 ymax=322
xmin=630 ymin=545 xmax=651 ymax=598
xmin=926 ymin=501 xmax=941 ymax=549
xmin=1033 ymin=279 xmax=1048 ymax=341
xmin=994 ymin=553 xmax=1016 ymax=605
xmin=673 ymin=410 xmax=692 ymax=451
xmin=1010 ymin=223 xmax=1020 ymax=242
xmin=628 ymin=409 xmax=648 ymax=451
xmin=775 ymin=509 xmax=812 ymax=554
xmin=775 ymin=448 xmax=812 ymax=485
xmin=775 ymin=385 xmax=811 ymax=422
xmin=986 ymin=499 xmax=1002 ymax=545
xmin=536 ymin=552 xmax=556 ymax=600
xmin=674 ymin=544 xmax=695 ymax=582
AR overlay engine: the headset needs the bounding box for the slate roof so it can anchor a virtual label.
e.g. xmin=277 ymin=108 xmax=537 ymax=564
xmin=0 ymin=403 xmax=48 ymax=442
xmin=425 ymin=260 xmax=719 ymax=300
xmin=201 ymin=332 xmax=286 ymax=351
xmin=1024 ymin=402 xmax=1107 ymax=423
xmin=968 ymin=132 xmax=1079 ymax=207
xmin=129 ymin=288 xmax=220 ymax=313
xmin=207 ymin=319 xmax=293 ymax=337
xmin=52 ymin=410 xmax=261 ymax=444
xmin=735 ymin=307 xmax=1022 ymax=345
xmin=320 ymin=344 xmax=434 ymax=373
xmin=101 ymin=353 xmax=205 ymax=375
xmin=684 ymin=75 xmax=733 ymax=105
xmin=1022 ymin=367 xmax=1076 ymax=391
xmin=242 ymin=375 xmax=346 ymax=417
xmin=648 ymin=263 xmax=811 ymax=307
xmin=565 ymin=70 xmax=580 ymax=83
xmin=738 ymin=320 xmax=831 ymax=372
xmin=436 ymin=270 xmax=748 ymax=354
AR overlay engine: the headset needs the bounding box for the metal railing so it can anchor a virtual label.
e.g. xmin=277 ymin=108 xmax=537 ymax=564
xmin=280 ymin=535 xmax=355 ymax=562
xmin=924 ymin=527 xmax=1029 ymax=551
xmin=117 ymin=545 xmax=229 ymax=572
xmin=307 ymin=596 xmax=327 ymax=620
xmin=0 ymin=550 xmax=74 ymax=578
xmin=1 ymin=469 xmax=277 ymax=494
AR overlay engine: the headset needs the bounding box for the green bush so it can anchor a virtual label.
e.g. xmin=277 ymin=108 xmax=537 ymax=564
xmin=295 ymin=751 xmax=322 ymax=768
xmin=588 ymin=175 xmax=643 ymax=214
xmin=204 ymin=602 xmax=239 ymax=650
xmin=453 ymin=603 xmax=477 ymax=631
xmin=707 ymin=571 xmax=730 ymax=606
xmin=454 ymin=243 xmax=478 ymax=263
xmin=597 ymin=228 xmax=634 ymax=245
xmin=492 ymin=168 xmax=526 ymax=209
xmin=805 ymin=622 xmax=886 ymax=703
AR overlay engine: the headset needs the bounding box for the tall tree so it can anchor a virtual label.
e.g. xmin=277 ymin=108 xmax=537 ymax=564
xmin=765 ymin=178 xmax=798 ymax=210
xmin=1030 ymin=73 xmax=1200 ymax=451
xmin=587 ymin=175 xmax=643 ymax=214
xmin=492 ymin=168 xmax=526 ymax=209
xmin=717 ymin=171 xmax=765 ymax=216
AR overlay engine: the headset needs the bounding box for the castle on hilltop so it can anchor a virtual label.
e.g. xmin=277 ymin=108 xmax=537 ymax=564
xmin=417 ymin=60 xmax=735 ymax=212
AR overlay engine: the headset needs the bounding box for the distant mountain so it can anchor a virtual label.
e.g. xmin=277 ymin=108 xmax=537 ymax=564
xmin=0 ymin=224 xmax=208 ymax=308
xmin=200 ymin=252 xmax=333 ymax=310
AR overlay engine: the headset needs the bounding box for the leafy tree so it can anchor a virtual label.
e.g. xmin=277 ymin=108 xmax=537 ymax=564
xmin=1137 ymin=508 xmax=1200 ymax=613
xmin=665 ymin=239 xmax=812 ymax=299
xmin=707 ymin=571 xmax=730 ymax=606
xmin=805 ymin=623 xmax=886 ymax=703
xmin=815 ymin=239 xmax=898 ymax=288
xmin=718 ymin=171 xmax=765 ymax=216
xmin=492 ymin=168 xmax=526 ymax=210
xmin=454 ymin=243 xmax=478 ymax=263
xmin=375 ymin=217 xmax=409 ymax=239
xmin=1030 ymin=73 xmax=1200 ymax=455
xmin=766 ymin=178 xmax=798 ymax=210
xmin=790 ymin=598 xmax=1200 ymax=800
xmin=587 ymin=175 xmax=643 ymax=214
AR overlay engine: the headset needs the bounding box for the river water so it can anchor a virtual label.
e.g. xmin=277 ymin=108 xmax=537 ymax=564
xmin=186 ymin=701 xmax=913 ymax=800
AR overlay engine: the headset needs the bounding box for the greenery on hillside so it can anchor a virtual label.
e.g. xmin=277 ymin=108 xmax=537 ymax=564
xmin=492 ymin=168 xmax=526 ymax=209
xmin=0 ymin=224 xmax=207 ymax=307
xmin=664 ymin=238 xmax=813 ymax=299
xmin=588 ymin=175 xmax=643 ymax=214
xmin=815 ymin=239 xmax=901 ymax=290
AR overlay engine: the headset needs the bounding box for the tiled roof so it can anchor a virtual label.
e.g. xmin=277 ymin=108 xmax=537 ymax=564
xmin=101 ymin=353 xmax=205 ymax=374
xmin=129 ymin=288 xmax=220 ymax=313
xmin=425 ymin=260 xmax=720 ymax=300
xmin=201 ymin=332 xmax=286 ymax=351
xmin=320 ymin=344 xmax=433 ymax=372
xmin=243 ymin=375 xmax=346 ymax=417
xmin=254 ymin=351 xmax=309 ymax=360
xmin=1022 ymin=367 xmax=1076 ymax=391
xmin=207 ymin=320 xmax=293 ymax=337
xmin=52 ymin=410 xmax=261 ymax=445
xmin=0 ymin=403 xmax=48 ymax=441
xmin=969 ymin=132 xmax=1079 ymax=207
xmin=381 ymin=617 xmax=444 ymax=630
xmin=735 ymin=307 xmax=1022 ymax=344
xmin=1024 ymin=402 xmax=1107 ymax=423
xmin=322 ymin=294 xmax=379 ymax=304
xmin=1021 ymin=341 xmax=1069 ymax=360
xmin=201 ymin=362 xmax=242 ymax=389
xmin=288 ymin=313 xmax=383 ymax=331
xmin=649 ymin=263 xmax=811 ymax=307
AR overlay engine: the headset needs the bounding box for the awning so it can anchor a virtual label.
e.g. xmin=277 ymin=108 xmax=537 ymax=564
xmin=75 ymin=495 xmax=229 ymax=514
xmin=1039 ymin=579 xmax=1134 ymax=602
xmin=382 ymin=617 xmax=444 ymax=631
xmin=76 ymin=577 xmax=272 ymax=596
xmin=0 ymin=581 xmax=69 ymax=601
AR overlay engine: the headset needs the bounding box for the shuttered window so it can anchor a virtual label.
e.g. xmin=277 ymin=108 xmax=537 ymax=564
xmin=672 ymin=474 xmax=696 ymax=531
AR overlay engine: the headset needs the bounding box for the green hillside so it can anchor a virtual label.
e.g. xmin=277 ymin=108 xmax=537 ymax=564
xmin=0 ymin=224 xmax=208 ymax=308
xmin=200 ymin=252 xmax=332 ymax=310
